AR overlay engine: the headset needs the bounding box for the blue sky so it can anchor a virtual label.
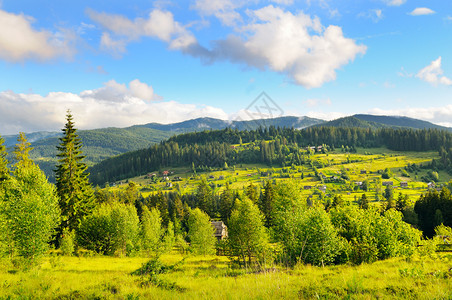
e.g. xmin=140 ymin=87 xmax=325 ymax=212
xmin=0 ymin=0 xmax=451 ymax=134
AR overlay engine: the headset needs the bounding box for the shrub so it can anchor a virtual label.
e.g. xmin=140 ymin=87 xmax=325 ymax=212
xmin=77 ymin=202 xmax=140 ymax=256
xmin=59 ymin=228 xmax=75 ymax=256
xmin=1 ymin=164 xmax=60 ymax=266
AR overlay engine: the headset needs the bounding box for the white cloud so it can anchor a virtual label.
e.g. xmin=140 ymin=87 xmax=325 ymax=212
xmin=368 ymin=105 xmax=452 ymax=128
xmin=271 ymin=0 xmax=294 ymax=5
xmin=0 ymin=80 xmax=228 ymax=135
xmin=409 ymin=8 xmax=435 ymax=16
xmin=192 ymin=0 xmax=244 ymax=26
xmin=209 ymin=6 xmax=366 ymax=88
xmin=0 ymin=9 xmax=75 ymax=62
xmin=359 ymin=9 xmax=383 ymax=22
xmin=304 ymin=98 xmax=332 ymax=107
xmin=89 ymin=5 xmax=365 ymax=88
xmin=88 ymin=8 xmax=197 ymax=53
xmin=416 ymin=57 xmax=452 ymax=86
xmin=384 ymin=0 xmax=406 ymax=6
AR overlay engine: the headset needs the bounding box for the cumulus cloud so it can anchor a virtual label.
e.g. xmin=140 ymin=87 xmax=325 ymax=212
xmin=0 ymin=80 xmax=227 ymax=135
xmin=0 ymin=9 xmax=75 ymax=62
xmin=384 ymin=0 xmax=406 ymax=6
xmin=191 ymin=0 xmax=244 ymax=26
xmin=416 ymin=57 xmax=452 ymax=86
xmin=207 ymin=6 xmax=366 ymax=88
xmin=88 ymin=8 xmax=197 ymax=53
xmin=89 ymin=5 xmax=365 ymax=88
xmin=409 ymin=8 xmax=435 ymax=16
xmin=368 ymin=106 xmax=452 ymax=128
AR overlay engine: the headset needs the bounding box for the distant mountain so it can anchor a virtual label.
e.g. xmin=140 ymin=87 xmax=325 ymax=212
xmin=136 ymin=116 xmax=325 ymax=132
xmin=2 ymin=115 xmax=323 ymax=181
xmin=3 ymin=131 xmax=60 ymax=148
xmin=314 ymin=116 xmax=390 ymax=129
xmin=353 ymin=114 xmax=452 ymax=131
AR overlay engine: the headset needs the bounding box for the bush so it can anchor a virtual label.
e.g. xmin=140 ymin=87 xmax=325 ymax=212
xmin=59 ymin=228 xmax=75 ymax=256
xmin=77 ymin=202 xmax=140 ymax=256
xmin=1 ymin=164 xmax=60 ymax=266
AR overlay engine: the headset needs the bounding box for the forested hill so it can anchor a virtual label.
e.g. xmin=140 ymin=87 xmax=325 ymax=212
xmin=134 ymin=116 xmax=325 ymax=132
xmin=353 ymin=114 xmax=452 ymax=131
xmin=315 ymin=116 xmax=390 ymax=129
xmin=88 ymin=126 xmax=452 ymax=186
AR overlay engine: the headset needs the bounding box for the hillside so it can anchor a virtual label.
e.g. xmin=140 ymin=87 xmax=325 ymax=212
xmin=315 ymin=116 xmax=392 ymax=129
xmin=354 ymin=114 xmax=452 ymax=131
xmin=136 ymin=116 xmax=325 ymax=132
xmin=88 ymin=125 xmax=452 ymax=186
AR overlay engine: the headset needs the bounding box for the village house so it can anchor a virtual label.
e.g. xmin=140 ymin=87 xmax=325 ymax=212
xmin=382 ymin=181 xmax=393 ymax=186
xmin=318 ymin=185 xmax=327 ymax=192
xmin=211 ymin=221 xmax=228 ymax=240
xmin=400 ymin=182 xmax=408 ymax=188
xmin=166 ymin=182 xmax=173 ymax=188
xmin=162 ymin=170 xmax=169 ymax=177
xmin=304 ymin=185 xmax=312 ymax=190
xmin=428 ymin=182 xmax=435 ymax=189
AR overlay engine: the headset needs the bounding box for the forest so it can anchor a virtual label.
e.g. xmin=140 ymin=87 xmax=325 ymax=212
xmin=0 ymin=113 xmax=451 ymax=298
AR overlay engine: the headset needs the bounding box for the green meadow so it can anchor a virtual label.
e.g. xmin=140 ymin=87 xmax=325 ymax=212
xmin=0 ymin=253 xmax=451 ymax=299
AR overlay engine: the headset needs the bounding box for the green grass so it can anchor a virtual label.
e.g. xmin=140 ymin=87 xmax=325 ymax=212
xmin=0 ymin=254 xmax=451 ymax=299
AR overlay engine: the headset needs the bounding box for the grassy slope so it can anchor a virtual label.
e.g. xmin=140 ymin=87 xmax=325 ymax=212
xmin=0 ymin=254 xmax=450 ymax=299
xmin=117 ymin=147 xmax=445 ymax=203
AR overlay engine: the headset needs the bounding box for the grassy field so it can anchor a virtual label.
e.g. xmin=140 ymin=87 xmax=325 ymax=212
xmin=114 ymin=147 xmax=447 ymax=206
xmin=0 ymin=253 xmax=451 ymax=299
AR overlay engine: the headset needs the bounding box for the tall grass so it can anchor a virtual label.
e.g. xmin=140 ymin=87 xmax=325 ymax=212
xmin=0 ymin=253 xmax=450 ymax=299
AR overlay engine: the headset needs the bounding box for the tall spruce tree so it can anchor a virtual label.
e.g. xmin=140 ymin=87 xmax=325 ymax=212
xmin=55 ymin=111 xmax=95 ymax=236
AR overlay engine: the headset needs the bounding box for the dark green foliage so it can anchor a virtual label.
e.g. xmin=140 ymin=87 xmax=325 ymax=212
xmin=195 ymin=178 xmax=214 ymax=217
xmin=219 ymin=182 xmax=235 ymax=225
xmin=415 ymin=188 xmax=452 ymax=237
xmin=358 ymin=194 xmax=369 ymax=210
xmin=259 ymin=181 xmax=275 ymax=227
xmin=55 ymin=112 xmax=95 ymax=236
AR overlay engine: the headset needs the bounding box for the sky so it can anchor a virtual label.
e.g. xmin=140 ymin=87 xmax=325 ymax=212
xmin=0 ymin=0 xmax=451 ymax=135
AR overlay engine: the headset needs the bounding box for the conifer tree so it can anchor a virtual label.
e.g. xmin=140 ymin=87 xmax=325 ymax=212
xmin=13 ymin=132 xmax=33 ymax=169
xmin=55 ymin=111 xmax=95 ymax=236
xmin=259 ymin=181 xmax=274 ymax=227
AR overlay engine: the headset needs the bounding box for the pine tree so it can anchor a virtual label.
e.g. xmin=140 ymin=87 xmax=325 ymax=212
xmin=259 ymin=181 xmax=274 ymax=227
xmin=13 ymin=132 xmax=33 ymax=169
xmin=219 ymin=182 xmax=234 ymax=225
xmin=55 ymin=111 xmax=95 ymax=236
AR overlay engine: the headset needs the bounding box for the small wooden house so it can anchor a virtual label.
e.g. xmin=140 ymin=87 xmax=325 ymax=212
xmin=211 ymin=221 xmax=228 ymax=240
xmin=382 ymin=181 xmax=393 ymax=186
xmin=400 ymin=182 xmax=408 ymax=188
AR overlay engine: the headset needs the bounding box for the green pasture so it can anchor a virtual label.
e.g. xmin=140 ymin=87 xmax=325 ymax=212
xmin=0 ymin=253 xmax=451 ymax=299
